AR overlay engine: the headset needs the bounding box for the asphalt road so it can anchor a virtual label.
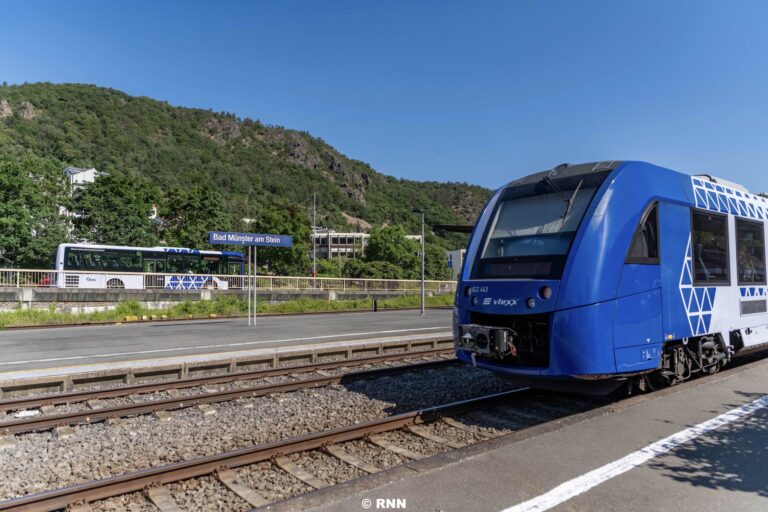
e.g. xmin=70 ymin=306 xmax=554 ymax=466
xmin=300 ymin=357 xmax=768 ymax=512
xmin=0 ymin=310 xmax=451 ymax=372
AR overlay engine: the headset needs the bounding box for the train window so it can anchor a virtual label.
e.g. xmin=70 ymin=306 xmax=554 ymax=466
xmin=691 ymin=210 xmax=730 ymax=285
xmin=626 ymin=203 xmax=660 ymax=264
xmin=736 ymin=219 xmax=766 ymax=285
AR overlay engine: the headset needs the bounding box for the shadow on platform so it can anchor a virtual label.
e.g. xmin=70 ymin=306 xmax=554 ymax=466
xmin=648 ymin=390 xmax=768 ymax=499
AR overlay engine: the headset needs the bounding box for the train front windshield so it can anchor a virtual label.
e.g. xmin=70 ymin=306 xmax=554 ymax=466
xmin=474 ymin=170 xmax=610 ymax=279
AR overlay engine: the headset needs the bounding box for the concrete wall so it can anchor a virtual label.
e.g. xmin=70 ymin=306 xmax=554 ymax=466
xmin=0 ymin=287 xmax=439 ymax=313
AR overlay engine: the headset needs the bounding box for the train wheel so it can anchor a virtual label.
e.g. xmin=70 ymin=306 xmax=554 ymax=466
xmin=643 ymin=372 xmax=670 ymax=391
xmin=106 ymin=279 xmax=125 ymax=289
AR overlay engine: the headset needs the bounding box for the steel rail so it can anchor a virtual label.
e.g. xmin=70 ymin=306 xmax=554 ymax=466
xmin=0 ymin=359 xmax=458 ymax=435
xmin=0 ymin=389 xmax=528 ymax=512
xmin=0 ymin=347 xmax=453 ymax=413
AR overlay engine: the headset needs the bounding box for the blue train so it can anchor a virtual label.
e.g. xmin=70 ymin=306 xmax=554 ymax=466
xmin=455 ymin=161 xmax=768 ymax=393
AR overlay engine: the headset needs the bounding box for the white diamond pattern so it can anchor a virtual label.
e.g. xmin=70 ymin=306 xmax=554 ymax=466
xmin=679 ymin=237 xmax=716 ymax=336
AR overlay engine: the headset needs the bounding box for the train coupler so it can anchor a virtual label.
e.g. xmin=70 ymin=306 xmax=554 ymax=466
xmin=458 ymin=324 xmax=517 ymax=357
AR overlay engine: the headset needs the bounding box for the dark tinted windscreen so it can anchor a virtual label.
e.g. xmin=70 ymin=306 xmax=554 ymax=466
xmin=473 ymin=170 xmax=610 ymax=279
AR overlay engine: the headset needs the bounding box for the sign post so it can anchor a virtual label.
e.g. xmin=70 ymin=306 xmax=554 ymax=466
xmin=247 ymin=246 xmax=252 ymax=326
xmin=209 ymin=231 xmax=293 ymax=327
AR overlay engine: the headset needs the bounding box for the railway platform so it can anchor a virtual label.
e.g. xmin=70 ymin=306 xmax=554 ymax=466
xmin=279 ymin=356 xmax=768 ymax=512
xmin=0 ymin=309 xmax=451 ymax=397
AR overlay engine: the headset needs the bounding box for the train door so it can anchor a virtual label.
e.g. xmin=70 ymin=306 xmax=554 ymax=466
xmin=613 ymin=202 xmax=663 ymax=372
xmin=659 ymin=202 xmax=697 ymax=340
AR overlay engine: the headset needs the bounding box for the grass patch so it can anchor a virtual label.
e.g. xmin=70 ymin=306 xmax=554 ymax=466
xmin=0 ymin=293 xmax=454 ymax=329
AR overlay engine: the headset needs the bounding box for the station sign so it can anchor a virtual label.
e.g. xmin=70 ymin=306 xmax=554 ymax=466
xmin=208 ymin=231 xmax=293 ymax=247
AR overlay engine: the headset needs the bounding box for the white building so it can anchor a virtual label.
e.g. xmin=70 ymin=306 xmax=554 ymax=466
xmin=64 ymin=167 xmax=103 ymax=189
xmin=311 ymin=229 xmax=422 ymax=259
xmin=446 ymin=249 xmax=466 ymax=280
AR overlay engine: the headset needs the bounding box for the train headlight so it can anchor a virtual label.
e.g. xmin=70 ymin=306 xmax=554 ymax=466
xmin=526 ymin=297 xmax=536 ymax=309
xmin=538 ymin=286 xmax=552 ymax=300
xmin=464 ymin=286 xmax=472 ymax=297
xmin=472 ymin=296 xmax=479 ymax=306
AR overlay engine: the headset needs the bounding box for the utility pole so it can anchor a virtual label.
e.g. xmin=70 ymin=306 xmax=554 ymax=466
xmin=312 ymin=192 xmax=317 ymax=278
xmin=412 ymin=208 xmax=426 ymax=315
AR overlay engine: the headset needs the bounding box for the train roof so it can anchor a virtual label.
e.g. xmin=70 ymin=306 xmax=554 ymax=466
xmin=504 ymin=161 xmax=757 ymax=196
xmin=504 ymin=161 xmax=623 ymax=188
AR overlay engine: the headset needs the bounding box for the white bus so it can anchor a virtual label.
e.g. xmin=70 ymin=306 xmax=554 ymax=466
xmin=52 ymin=243 xmax=245 ymax=290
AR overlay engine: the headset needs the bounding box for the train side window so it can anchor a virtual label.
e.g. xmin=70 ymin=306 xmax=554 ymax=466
xmin=691 ymin=210 xmax=730 ymax=285
xmin=626 ymin=203 xmax=660 ymax=264
xmin=736 ymin=218 xmax=766 ymax=285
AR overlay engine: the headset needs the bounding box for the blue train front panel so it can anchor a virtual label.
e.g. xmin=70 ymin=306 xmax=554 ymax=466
xmin=454 ymin=160 xmax=768 ymax=390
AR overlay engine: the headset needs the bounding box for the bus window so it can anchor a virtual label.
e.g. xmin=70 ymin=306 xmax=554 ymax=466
xmin=184 ymin=254 xmax=199 ymax=273
xmin=167 ymin=254 xmax=185 ymax=273
xmin=200 ymin=255 xmax=222 ymax=274
xmin=65 ymin=250 xmax=82 ymax=270
xmin=83 ymin=252 xmax=101 ymax=270
xmin=144 ymin=258 xmax=166 ymax=273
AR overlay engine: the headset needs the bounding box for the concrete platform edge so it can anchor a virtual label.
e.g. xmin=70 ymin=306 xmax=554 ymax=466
xmin=0 ymin=332 xmax=453 ymax=398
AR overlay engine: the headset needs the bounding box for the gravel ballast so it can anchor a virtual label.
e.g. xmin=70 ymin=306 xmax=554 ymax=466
xmin=0 ymin=365 xmax=517 ymax=502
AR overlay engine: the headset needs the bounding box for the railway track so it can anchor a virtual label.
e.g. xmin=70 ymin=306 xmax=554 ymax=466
xmin=0 ymin=348 xmax=453 ymax=413
xmin=3 ymin=351 xmax=763 ymax=511
xmin=0 ymin=351 xmax=456 ymax=435
xmin=0 ymin=388 xmax=610 ymax=512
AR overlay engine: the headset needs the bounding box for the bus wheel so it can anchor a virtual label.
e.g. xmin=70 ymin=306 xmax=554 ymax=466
xmin=107 ymin=279 xmax=125 ymax=289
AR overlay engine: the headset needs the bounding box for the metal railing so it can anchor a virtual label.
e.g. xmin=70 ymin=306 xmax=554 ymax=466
xmin=0 ymin=269 xmax=457 ymax=294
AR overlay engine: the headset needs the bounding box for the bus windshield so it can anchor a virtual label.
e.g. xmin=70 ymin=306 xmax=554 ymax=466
xmin=473 ymin=170 xmax=610 ymax=279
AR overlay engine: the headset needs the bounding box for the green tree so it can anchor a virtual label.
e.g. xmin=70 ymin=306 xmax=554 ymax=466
xmin=365 ymin=225 xmax=419 ymax=279
xmin=73 ymin=172 xmax=159 ymax=246
xmin=0 ymin=83 xmax=491 ymax=260
xmin=160 ymin=186 xmax=234 ymax=248
xmin=251 ymin=202 xmax=311 ymax=275
xmin=425 ymin=243 xmax=451 ymax=280
xmin=343 ymin=259 xmax=405 ymax=279
xmin=315 ymin=258 xmax=343 ymax=277
xmin=0 ymin=155 xmax=70 ymax=268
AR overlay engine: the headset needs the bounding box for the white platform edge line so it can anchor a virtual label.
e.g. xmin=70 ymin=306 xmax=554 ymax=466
xmin=501 ymin=394 xmax=768 ymax=512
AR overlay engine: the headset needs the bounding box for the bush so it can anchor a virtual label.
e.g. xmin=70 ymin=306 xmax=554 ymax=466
xmin=343 ymin=259 xmax=405 ymax=279
xmin=114 ymin=300 xmax=143 ymax=317
xmin=0 ymin=291 xmax=455 ymax=328
xmin=315 ymin=258 xmax=343 ymax=277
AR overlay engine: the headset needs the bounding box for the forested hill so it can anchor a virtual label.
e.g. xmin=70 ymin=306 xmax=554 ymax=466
xmin=0 ymin=83 xmax=491 ymax=235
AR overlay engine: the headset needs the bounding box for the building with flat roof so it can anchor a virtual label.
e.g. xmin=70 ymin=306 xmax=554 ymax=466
xmin=64 ymin=166 xmax=104 ymax=189
xmin=311 ymin=229 xmax=422 ymax=259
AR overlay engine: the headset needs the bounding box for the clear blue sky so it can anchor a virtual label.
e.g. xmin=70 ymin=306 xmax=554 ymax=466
xmin=1 ymin=1 xmax=767 ymax=191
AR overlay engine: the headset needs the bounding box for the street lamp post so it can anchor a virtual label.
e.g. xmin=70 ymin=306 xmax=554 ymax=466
xmin=412 ymin=208 xmax=426 ymax=315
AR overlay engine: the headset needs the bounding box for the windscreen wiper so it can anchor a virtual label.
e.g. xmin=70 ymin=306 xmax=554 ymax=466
xmin=561 ymin=178 xmax=583 ymax=227
xmin=542 ymin=176 xmax=568 ymax=202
